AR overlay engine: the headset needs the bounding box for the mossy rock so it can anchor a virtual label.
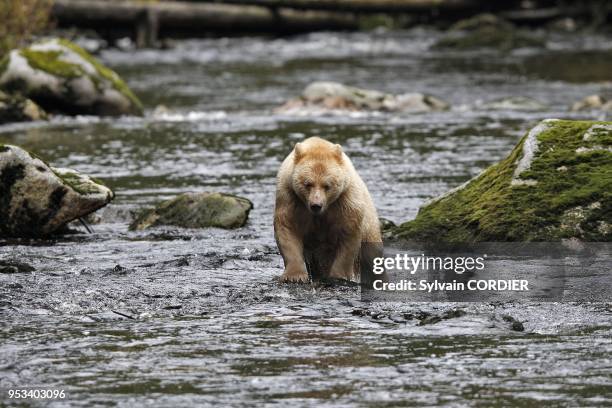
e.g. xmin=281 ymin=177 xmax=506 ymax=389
xmin=130 ymin=192 xmax=253 ymax=231
xmin=391 ymin=120 xmax=612 ymax=242
xmin=0 ymin=38 xmax=143 ymax=116
xmin=0 ymin=144 xmax=114 ymax=237
xmin=0 ymin=90 xmax=47 ymax=124
xmin=276 ymin=81 xmax=449 ymax=114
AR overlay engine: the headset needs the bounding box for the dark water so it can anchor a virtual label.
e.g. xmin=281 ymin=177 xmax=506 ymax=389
xmin=1 ymin=30 xmax=611 ymax=406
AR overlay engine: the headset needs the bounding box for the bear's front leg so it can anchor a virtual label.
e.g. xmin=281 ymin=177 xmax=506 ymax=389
xmin=329 ymin=234 xmax=361 ymax=281
xmin=275 ymin=213 xmax=309 ymax=283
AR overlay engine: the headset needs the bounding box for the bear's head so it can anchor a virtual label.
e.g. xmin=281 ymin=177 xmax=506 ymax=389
xmin=291 ymin=138 xmax=348 ymax=215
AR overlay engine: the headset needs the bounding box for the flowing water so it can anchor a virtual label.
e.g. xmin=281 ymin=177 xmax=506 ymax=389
xmin=1 ymin=29 xmax=611 ymax=406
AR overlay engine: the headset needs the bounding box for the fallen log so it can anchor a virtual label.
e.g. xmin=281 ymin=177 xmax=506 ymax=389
xmin=52 ymin=0 xmax=360 ymax=47
xmin=202 ymin=0 xmax=484 ymax=12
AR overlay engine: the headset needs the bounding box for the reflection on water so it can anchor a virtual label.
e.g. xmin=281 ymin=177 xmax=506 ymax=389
xmin=1 ymin=29 xmax=611 ymax=406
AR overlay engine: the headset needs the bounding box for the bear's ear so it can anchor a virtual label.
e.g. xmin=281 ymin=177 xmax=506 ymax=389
xmin=334 ymin=144 xmax=343 ymax=161
xmin=294 ymin=142 xmax=303 ymax=162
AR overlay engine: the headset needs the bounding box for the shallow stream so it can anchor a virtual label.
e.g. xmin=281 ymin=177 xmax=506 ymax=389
xmin=1 ymin=29 xmax=611 ymax=406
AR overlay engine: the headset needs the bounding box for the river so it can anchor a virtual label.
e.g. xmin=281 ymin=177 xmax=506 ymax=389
xmin=1 ymin=29 xmax=611 ymax=406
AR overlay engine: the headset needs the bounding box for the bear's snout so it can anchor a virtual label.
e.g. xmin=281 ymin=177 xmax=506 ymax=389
xmin=310 ymin=203 xmax=323 ymax=214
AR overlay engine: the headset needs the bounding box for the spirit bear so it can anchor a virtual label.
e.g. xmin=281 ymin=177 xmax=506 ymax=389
xmin=274 ymin=137 xmax=382 ymax=283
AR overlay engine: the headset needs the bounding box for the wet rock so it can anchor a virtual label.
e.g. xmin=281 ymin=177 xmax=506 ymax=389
xmin=479 ymin=96 xmax=547 ymax=111
xmin=89 ymin=311 xmax=132 ymax=321
xmin=351 ymin=308 xmax=367 ymax=316
xmin=418 ymin=314 xmax=443 ymax=326
xmin=435 ymin=13 xmax=545 ymax=51
xmin=0 ymin=144 xmax=114 ymax=238
xmin=111 ymin=264 xmax=128 ymax=274
xmin=0 ymin=38 xmax=143 ymax=116
xmin=276 ymin=81 xmax=449 ymax=114
xmin=448 ymin=13 xmax=514 ymax=32
xmin=0 ymin=90 xmax=47 ymax=124
xmin=0 ymin=259 xmax=35 ymax=273
xmin=380 ymin=217 xmax=397 ymax=240
xmin=130 ymin=192 xmax=253 ymax=231
xmin=379 ymin=217 xmax=396 ymax=231
xmin=418 ymin=309 xmax=466 ymax=326
xmin=546 ymin=17 xmax=578 ymax=33
xmin=502 ymin=314 xmax=525 ymax=332
xmin=391 ymin=120 xmax=612 ymax=242
xmin=571 ymin=95 xmax=612 ymax=112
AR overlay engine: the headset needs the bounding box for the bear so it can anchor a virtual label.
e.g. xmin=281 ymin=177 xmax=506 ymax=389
xmin=274 ymin=137 xmax=382 ymax=283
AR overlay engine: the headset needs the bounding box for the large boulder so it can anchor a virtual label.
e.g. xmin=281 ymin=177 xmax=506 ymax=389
xmin=0 ymin=38 xmax=143 ymax=116
xmin=0 ymin=90 xmax=47 ymax=124
xmin=434 ymin=13 xmax=545 ymax=51
xmin=276 ymin=81 xmax=449 ymax=114
xmin=0 ymin=145 xmax=114 ymax=237
xmin=391 ymin=120 xmax=611 ymax=242
xmin=130 ymin=192 xmax=253 ymax=231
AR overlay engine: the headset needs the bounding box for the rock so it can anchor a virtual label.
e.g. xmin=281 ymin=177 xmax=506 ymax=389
xmin=379 ymin=217 xmax=396 ymax=232
xmin=480 ymin=96 xmax=547 ymax=112
xmin=0 ymin=38 xmax=143 ymax=116
xmin=276 ymin=81 xmax=449 ymax=114
xmin=448 ymin=13 xmax=514 ymax=32
xmin=130 ymin=192 xmax=253 ymax=231
xmin=379 ymin=217 xmax=397 ymax=240
xmin=435 ymin=13 xmax=545 ymax=51
xmin=0 ymin=259 xmax=35 ymax=273
xmin=502 ymin=315 xmax=525 ymax=332
xmin=391 ymin=120 xmax=611 ymax=242
xmin=0 ymin=90 xmax=47 ymax=124
xmin=0 ymin=144 xmax=114 ymax=237
xmin=546 ymin=17 xmax=578 ymax=33
xmin=571 ymin=95 xmax=612 ymax=112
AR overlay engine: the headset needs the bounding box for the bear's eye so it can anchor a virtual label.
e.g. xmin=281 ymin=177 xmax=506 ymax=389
xmin=304 ymin=181 xmax=313 ymax=188
xmin=323 ymin=183 xmax=331 ymax=191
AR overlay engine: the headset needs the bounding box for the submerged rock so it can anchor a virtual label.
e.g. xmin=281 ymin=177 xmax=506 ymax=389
xmin=0 ymin=38 xmax=143 ymax=116
xmin=276 ymin=81 xmax=449 ymax=114
xmin=571 ymin=95 xmax=612 ymax=112
xmin=0 ymin=259 xmax=35 ymax=273
xmin=479 ymin=96 xmax=547 ymax=111
xmin=391 ymin=120 xmax=611 ymax=242
xmin=435 ymin=13 xmax=545 ymax=51
xmin=0 ymin=90 xmax=47 ymax=124
xmin=130 ymin=192 xmax=253 ymax=231
xmin=0 ymin=145 xmax=114 ymax=237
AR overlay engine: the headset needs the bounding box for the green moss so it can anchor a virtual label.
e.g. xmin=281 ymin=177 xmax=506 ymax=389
xmin=52 ymin=168 xmax=111 ymax=196
xmin=57 ymin=39 xmax=143 ymax=114
xmin=393 ymin=120 xmax=612 ymax=242
xmin=20 ymin=49 xmax=83 ymax=78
